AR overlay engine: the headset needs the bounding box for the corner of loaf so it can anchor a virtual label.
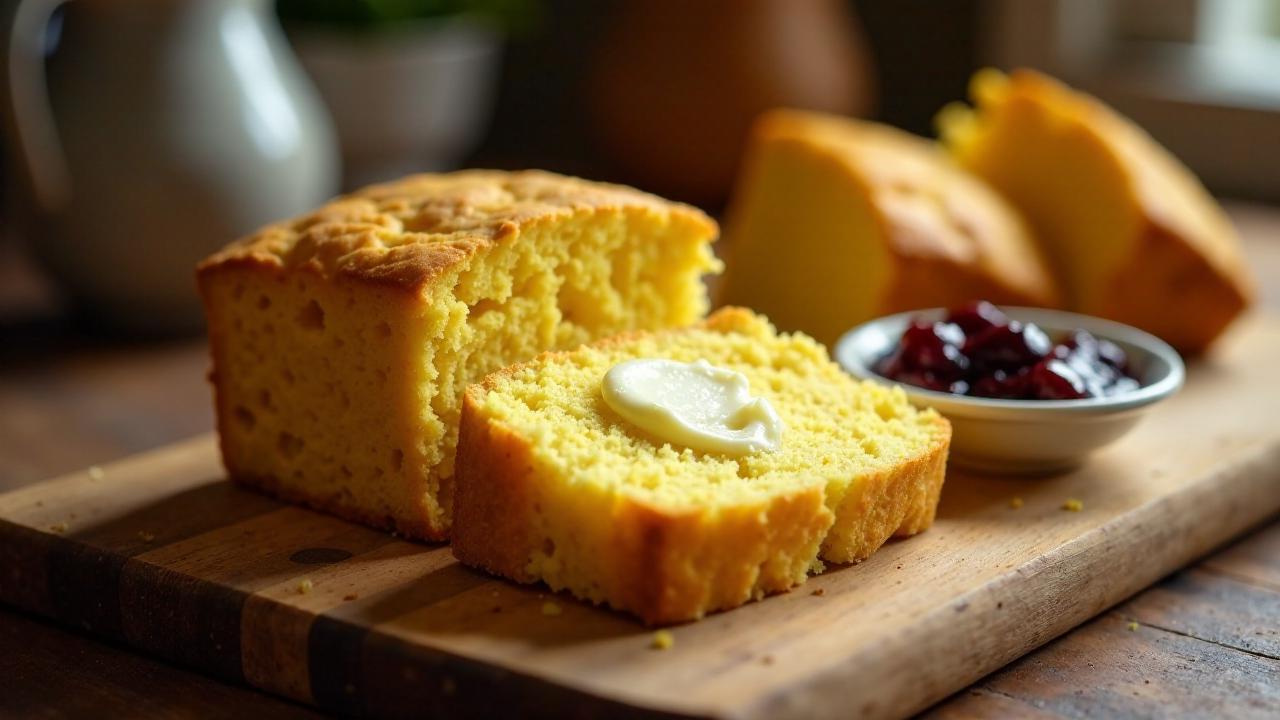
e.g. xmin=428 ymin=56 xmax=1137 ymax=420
xmin=198 ymin=170 xmax=721 ymax=540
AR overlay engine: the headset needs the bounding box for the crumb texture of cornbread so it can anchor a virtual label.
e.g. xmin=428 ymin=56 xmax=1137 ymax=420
xmin=198 ymin=170 xmax=720 ymax=540
xmin=938 ymin=69 xmax=1252 ymax=352
xmin=719 ymin=109 xmax=1059 ymax=347
xmin=452 ymin=308 xmax=950 ymax=624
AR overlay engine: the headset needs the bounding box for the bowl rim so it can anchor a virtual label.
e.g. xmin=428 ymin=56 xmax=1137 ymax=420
xmin=833 ymin=306 xmax=1186 ymax=418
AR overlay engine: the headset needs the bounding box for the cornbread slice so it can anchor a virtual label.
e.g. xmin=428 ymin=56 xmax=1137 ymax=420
xmin=452 ymin=308 xmax=950 ymax=624
xmin=719 ymin=109 xmax=1059 ymax=347
xmin=938 ymin=69 xmax=1253 ymax=352
xmin=198 ymin=170 xmax=720 ymax=540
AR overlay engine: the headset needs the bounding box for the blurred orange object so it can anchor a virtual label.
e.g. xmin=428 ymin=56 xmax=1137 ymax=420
xmin=589 ymin=0 xmax=874 ymax=207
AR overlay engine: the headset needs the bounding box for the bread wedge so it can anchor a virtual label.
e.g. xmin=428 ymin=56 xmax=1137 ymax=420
xmin=938 ymin=69 xmax=1252 ymax=353
xmin=452 ymin=307 xmax=950 ymax=624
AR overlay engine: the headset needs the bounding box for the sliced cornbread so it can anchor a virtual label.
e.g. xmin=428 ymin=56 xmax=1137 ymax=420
xmin=452 ymin=307 xmax=950 ymax=624
xmin=938 ymin=69 xmax=1252 ymax=352
xmin=718 ymin=109 xmax=1059 ymax=348
xmin=197 ymin=170 xmax=720 ymax=540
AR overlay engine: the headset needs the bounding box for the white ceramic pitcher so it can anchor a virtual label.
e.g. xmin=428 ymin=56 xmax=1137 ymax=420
xmin=1 ymin=0 xmax=339 ymax=332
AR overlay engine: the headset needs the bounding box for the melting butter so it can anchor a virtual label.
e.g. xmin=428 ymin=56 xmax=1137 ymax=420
xmin=601 ymin=359 xmax=783 ymax=455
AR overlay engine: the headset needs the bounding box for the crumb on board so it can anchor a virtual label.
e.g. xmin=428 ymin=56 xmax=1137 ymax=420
xmin=1009 ymin=497 xmax=1024 ymax=509
xmin=1062 ymin=498 xmax=1084 ymax=512
xmin=541 ymin=601 xmax=562 ymax=617
xmin=298 ymin=579 xmax=314 ymax=595
xmin=137 ymin=531 xmax=156 ymax=543
xmin=761 ymin=655 xmax=775 ymax=666
xmin=651 ymin=630 xmax=674 ymax=650
xmin=343 ymin=593 xmax=358 ymax=602
xmin=1128 ymin=621 xmax=1139 ymax=631
xmin=87 ymin=466 xmax=104 ymax=481
xmin=811 ymin=588 xmax=826 ymax=597
xmin=49 ymin=522 xmax=68 ymax=534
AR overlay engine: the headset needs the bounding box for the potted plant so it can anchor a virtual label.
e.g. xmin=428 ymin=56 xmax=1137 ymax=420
xmin=278 ymin=0 xmax=534 ymax=188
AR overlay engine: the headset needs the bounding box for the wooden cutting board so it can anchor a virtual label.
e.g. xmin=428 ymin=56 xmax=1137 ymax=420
xmin=2 ymin=315 xmax=1279 ymax=720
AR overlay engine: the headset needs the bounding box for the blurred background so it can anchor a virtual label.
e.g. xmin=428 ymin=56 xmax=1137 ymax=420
xmin=2 ymin=0 xmax=1279 ymax=481
xmin=3 ymin=0 xmax=1280 ymax=335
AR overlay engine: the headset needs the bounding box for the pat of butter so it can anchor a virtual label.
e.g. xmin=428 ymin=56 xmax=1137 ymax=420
xmin=601 ymin=359 xmax=783 ymax=455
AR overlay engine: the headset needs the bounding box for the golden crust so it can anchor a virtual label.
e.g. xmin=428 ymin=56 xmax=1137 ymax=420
xmin=1101 ymin=221 xmax=1250 ymax=353
xmin=452 ymin=307 xmax=951 ymax=624
xmin=198 ymin=169 xmax=716 ymax=292
xmin=451 ymin=409 xmax=541 ymax=577
xmin=821 ymin=414 xmax=949 ymax=563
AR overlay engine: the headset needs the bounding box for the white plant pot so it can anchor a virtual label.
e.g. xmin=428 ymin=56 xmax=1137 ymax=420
xmin=290 ymin=18 xmax=503 ymax=189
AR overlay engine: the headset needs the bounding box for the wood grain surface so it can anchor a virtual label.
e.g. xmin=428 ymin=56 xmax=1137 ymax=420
xmin=924 ymin=526 xmax=1280 ymax=719
xmin=2 ymin=312 xmax=1279 ymax=720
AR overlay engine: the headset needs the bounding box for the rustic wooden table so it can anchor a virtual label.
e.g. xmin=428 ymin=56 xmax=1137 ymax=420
xmin=2 ymin=204 xmax=1277 ymax=719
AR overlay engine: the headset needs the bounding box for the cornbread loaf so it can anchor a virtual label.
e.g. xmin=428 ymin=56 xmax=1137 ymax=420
xmin=197 ymin=170 xmax=720 ymax=540
xmin=938 ymin=69 xmax=1253 ymax=353
xmin=718 ymin=109 xmax=1060 ymax=347
xmin=452 ymin=307 xmax=950 ymax=624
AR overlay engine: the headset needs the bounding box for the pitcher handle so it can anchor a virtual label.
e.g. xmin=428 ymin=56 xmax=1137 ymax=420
xmin=0 ymin=0 xmax=69 ymax=211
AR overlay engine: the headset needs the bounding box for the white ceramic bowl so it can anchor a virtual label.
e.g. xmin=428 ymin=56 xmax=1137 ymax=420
xmin=834 ymin=307 xmax=1186 ymax=474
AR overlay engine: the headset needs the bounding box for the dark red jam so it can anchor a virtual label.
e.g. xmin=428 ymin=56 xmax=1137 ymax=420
xmin=874 ymin=301 xmax=1141 ymax=400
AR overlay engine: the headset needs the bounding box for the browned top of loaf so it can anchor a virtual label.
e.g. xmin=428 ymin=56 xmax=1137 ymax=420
xmin=198 ymin=170 xmax=716 ymax=289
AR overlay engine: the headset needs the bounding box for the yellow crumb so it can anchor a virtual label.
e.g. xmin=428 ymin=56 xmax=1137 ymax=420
xmin=87 ymin=466 xmax=104 ymax=481
xmin=137 ymin=531 xmax=156 ymax=543
xmin=651 ymin=630 xmax=674 ymax=650
xmin=1127 ymin=621 xmax=1139 ymax=631
xmin=811 ymin=588 xmax=826 ymax=597
xmin=1009 ymin=497 xmax=1024 ymax=509
xmin=541 ymin=601 xmax=562 ymax=616
xmin=298 ymin=579 xmax=314 ymax=595
xmin=1062 ymin=498 xmax=1084 ymax=512
xmin=49 ymin=522 xmax=68 ymax=534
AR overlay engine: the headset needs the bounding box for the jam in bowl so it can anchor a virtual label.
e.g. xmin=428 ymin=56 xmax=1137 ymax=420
xmin=874 ymin=301 xmax=1141 ymax=400
xmin=834 ymin=304 xmax=1185 ymax=474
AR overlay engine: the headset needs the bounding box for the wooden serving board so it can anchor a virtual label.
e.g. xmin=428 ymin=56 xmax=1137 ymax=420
xmin=3 ymin=316 xmax=1280 ymax=720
